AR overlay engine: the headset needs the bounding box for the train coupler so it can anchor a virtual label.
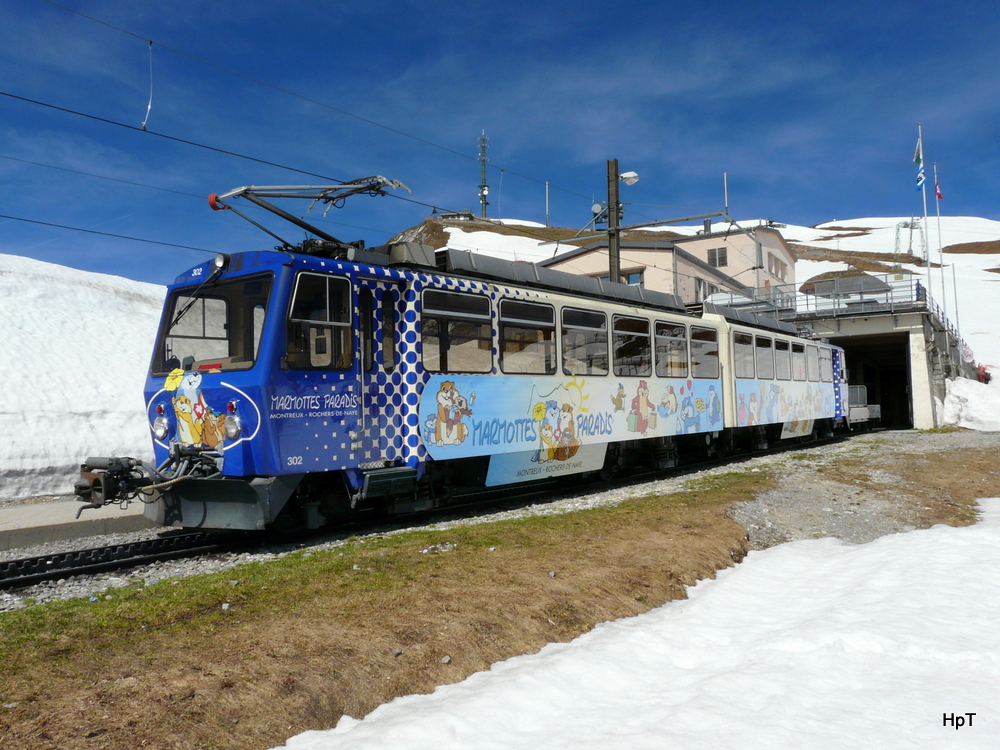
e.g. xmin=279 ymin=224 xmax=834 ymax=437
xmin=74 ymin=456 xmax=153 ymax=514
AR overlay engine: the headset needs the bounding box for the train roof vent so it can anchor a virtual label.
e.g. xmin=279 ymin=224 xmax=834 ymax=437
xmin=385 ymin=242 xmax=436 ymax=267
xmin=702 ymin=302 xmax=800 ymax=335
xmin=343 ymin=241 xmax=437 ymax=268
xmin=756 ymin=315 xmax=798 ymax=334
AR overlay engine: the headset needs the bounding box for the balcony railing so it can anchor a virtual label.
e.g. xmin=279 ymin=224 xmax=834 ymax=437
xmin=705 ymin=272 xmax=968 ymax=358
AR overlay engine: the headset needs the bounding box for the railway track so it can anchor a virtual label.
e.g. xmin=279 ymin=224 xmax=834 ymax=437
xmin=1 ymin=431 xmax=856 ymax=592
xmin=0 ymin=531 xmax=252 ymax=590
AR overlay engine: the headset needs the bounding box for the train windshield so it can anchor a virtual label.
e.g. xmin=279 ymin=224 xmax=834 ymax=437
xmin=152 ymin=273 xmax=273 ymax=375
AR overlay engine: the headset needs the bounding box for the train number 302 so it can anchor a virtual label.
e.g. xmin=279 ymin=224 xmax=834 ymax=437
xmin=286 ymin=455 xmax=304 ymax=466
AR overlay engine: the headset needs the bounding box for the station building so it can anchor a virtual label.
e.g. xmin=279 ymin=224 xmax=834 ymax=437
xmin=540 ymin=222 xmax=976 ymax=430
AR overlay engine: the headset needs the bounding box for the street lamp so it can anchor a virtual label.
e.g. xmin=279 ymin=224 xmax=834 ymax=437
xmin=607 ymin=159 xmax=638 ymax=284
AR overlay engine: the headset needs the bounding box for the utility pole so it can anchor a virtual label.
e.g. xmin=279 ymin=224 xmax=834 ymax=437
xmin=607 ymin=158 xmax=621 ymax=284
xmin=478 ymin=131 xmax=489 ymax=218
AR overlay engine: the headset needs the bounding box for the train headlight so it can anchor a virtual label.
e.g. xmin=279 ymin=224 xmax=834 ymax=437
xmin=224 ymin=414 xmax=242 ymax=440
xmin=153 ymin=416 xmax=169 ymax=440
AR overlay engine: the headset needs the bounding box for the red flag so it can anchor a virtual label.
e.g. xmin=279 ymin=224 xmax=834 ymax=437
xmin=935 ymin=177 xmax=943 ymax=200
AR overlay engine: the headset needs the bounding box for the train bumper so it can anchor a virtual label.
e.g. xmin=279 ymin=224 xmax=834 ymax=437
xmin=145 ymin=475 xmax=302 ymax=531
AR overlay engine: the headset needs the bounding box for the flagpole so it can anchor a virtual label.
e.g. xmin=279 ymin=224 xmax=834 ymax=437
xmin=918 ymin=124 xmax=930 ymax=266
xmin=933 ymin=162 xmax=947 ymax=323
xmin=951 ymin=263 xmax=960 ymax=335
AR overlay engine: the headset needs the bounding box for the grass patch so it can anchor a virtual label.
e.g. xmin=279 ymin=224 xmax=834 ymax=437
xmin=943 ymin=240 xmax=1000 ymax=254
xmin=788 ymin=452 xmax=820 ymax=461
xmin=0 ymin=470 xmax=769 ymax=750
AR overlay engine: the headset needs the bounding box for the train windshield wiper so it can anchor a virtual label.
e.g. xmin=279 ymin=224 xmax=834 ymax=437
xmin=168 ymin=254 xmax=229 ymax=331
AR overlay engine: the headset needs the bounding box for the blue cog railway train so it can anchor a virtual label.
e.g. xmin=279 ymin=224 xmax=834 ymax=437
xmin=75 ymin=181 xmax=857 ymax=531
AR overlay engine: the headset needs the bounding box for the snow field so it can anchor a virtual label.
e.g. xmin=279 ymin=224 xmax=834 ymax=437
xmin=0 ymin=253 xmax=163 ymax=499
xmin=276 ymin=499 xmax=1000 ymax=749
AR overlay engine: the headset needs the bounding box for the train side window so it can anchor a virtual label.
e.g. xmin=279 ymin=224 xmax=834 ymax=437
xmin=286 ymin=273 xmax=352 ymax=370
xmin=774 ymin=340 xmax=791 ymax=380
xmin=691 ymin=326 xmax=720 ymax=378
xmin=791 ymin=343 xmax=807 ymax=381
xmin=562 ymin=308 xmax=608 ymax=376
xmin=654 ymin=322 xmax=687 ymax=378
xmin=382 ymin=290 xmax=397 ymax=373
xmin=613 ymin=315 xmax=652 ymax=377
xmin=499 ymin=300 xmax=556 ymax=375
xmin=806 ymin=345 xmax=821 ymax=382
xmin=819 ymin=347 xmax=833 ymax=382
xmin=734 ymin=332 xmax=755 ymax=378
xmin=756 ymin=336 xmax=775 ymax=380
xmin=359 ymin=288 xmax=374 ymax=373
xmin=421 ymin=290 xmax=492 ymax=373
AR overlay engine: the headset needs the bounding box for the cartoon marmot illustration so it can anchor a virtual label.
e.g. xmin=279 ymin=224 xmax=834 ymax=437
xmin=610 ymin=384 xmax=627 ymax=412
xmin=680 ymin=395 xmax=701 ymax=433
xmin=630 ymin=380 xmax=656 ymax=435
xmin=658 ymin=386 xmax=678 ymax=418
xmin=747 ymin=392 xmax=760 ymax=426
xmin=537 ymin=423 xmax=556 ymax=463
xmin=163 ymin=369 xmax=225 ymax=448
xmin=554 ymin=403 xmax=581 ymax=461
xmin=172 ymin=394 xmax=203 ymax=446
xmin=707 ymin=385 xmax=722 ymax=426
xmin=764 ymin=384 xmax=780 ymax=424
xmin=434 ymin=381 xmax=473 ymax=446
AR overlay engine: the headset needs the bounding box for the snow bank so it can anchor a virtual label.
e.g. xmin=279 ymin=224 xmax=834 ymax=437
xmin=274 ymin=498 xmax=1000 ymax=749
xmin=943 ymin=374 xmax=1000 ymax=432
xmin=0 ymin=253 xmax=164 ymax=500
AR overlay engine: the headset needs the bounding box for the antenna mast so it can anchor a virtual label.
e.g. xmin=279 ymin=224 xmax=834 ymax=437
xmin=478 ymin=131 xmax=490 ymax=218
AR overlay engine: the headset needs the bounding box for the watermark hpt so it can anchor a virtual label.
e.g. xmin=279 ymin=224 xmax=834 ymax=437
xmin=943 ymin=712 xmax=976 ymax=730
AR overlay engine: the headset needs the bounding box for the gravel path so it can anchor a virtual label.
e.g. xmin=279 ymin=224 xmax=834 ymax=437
xmin=3 ymin=429 xmax=998 ymax=612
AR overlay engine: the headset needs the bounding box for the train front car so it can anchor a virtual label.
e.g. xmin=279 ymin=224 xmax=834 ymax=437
xmin=142 ymin=251 xmax=417 ymax=530
xmin=74 ymin=179 xmax=421 ymax=530
xmin=142 ymin=251 xmax=289 ymax=529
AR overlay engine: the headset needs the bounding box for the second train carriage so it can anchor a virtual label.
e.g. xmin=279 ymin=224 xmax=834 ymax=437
xmin=75 ymin=182 xmax=848 ymax=531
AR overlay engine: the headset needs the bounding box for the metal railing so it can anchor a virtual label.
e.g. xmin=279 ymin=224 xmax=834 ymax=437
xmin=706 ymin=272 xmax=970 ymax=360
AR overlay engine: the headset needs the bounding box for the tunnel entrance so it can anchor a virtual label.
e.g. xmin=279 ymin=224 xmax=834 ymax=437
xmin=832 ymin=332 xmax=912 ymax=428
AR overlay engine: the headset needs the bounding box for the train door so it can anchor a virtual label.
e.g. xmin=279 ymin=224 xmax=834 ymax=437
xmin=357 ymin=279 xmax=403 ymax=469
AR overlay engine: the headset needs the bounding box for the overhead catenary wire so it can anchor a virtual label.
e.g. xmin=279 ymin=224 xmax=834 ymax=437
xmin=0 ymin=213 xmax=218 ymax=254
xmin=39 ymin=0 xmax=595 ymax=203
xmin=0 ymin=153 xmax=395 ymax=236
xmin=6 ymin=11 xmax=731 ymax=248
xmin=0 ymin=90 xmax=343 ymax=182
xmin=0 ymin=101 xmax=759 ymax=275
xmin=2 ymin=89 xmax=531 ymax=225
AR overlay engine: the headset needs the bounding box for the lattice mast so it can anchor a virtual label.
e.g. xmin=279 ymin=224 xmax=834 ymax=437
xmin=478 ymin=131 xmax=489 ymax=218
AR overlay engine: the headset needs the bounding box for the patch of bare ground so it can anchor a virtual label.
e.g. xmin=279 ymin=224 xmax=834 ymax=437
xmin=817 ymin=231 xmax=871 ymax=240
xmin=3 ymin=431 xmax=1000 ymax=750
xmin=812 ymin=225 xmax=875 ymax=233
xmin=390 ymin=219 xmax=681 ymax=250
xmin=787 ymin=243 xmax=933 ymax=272
xmin=943 ymin=240 xmax=1000 ymax=254
xmin=986 ymin=267 xmax=1000 ymax=274
xmin=828 ymin=433 xmax=1000 ymax=526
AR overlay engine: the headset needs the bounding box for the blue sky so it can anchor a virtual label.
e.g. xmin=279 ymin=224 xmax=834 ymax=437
xmin=2 ymin=0 xmax=999 ymax=285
